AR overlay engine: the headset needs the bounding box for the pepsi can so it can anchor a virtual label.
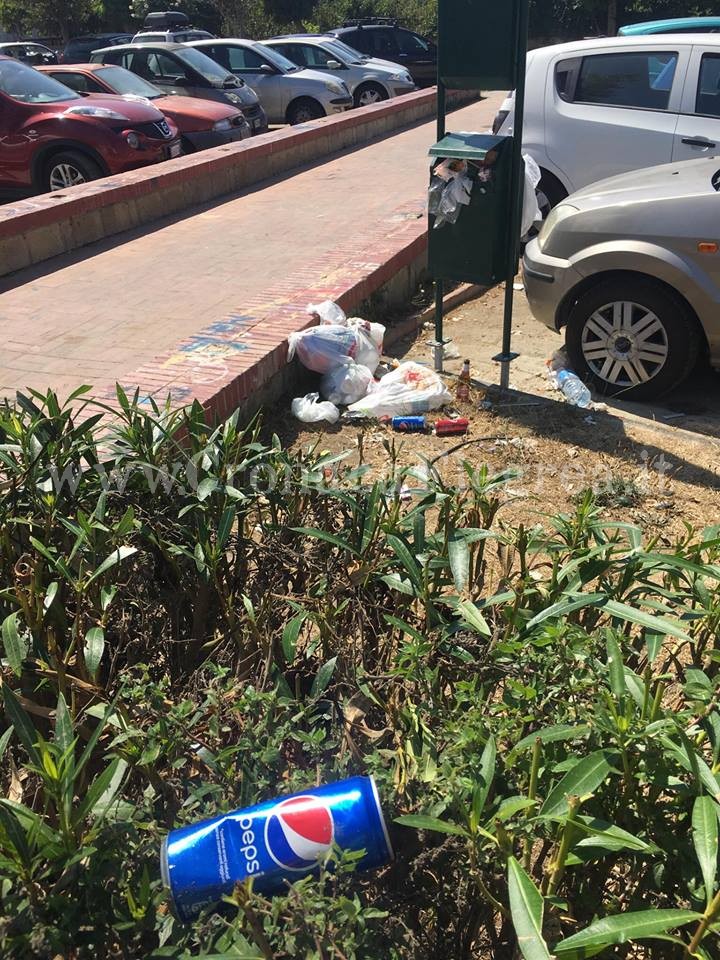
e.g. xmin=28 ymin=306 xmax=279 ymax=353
xmin=391 ymin=416 xmax=426 ymax=432
xmin=161 ymin=776 xmax=393 ymax=921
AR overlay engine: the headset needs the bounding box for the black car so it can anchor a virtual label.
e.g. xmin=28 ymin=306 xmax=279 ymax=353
xmin=59 ymin=34 xmax=133 ymax=63
xmin=0 ymin=42 xmax=57 ymax=66
xmin=326 ymin=18 xmax=436 ymax=86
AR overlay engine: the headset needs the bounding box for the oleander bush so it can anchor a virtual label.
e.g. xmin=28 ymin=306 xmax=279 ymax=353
xmin=1 ymin=388 xmax=719 ymax=959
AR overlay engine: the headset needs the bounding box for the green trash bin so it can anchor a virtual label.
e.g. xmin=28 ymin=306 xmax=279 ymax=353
xmin=428 ymin=132 xmax=514 ymax=287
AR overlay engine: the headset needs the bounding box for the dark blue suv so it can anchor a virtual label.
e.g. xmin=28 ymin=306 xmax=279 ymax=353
xmin=327 ymin=18 xmax=436 ymax=86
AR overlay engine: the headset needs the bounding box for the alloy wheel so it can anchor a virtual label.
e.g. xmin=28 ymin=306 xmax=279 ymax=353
xmin=358 ymin=87 xmax=382 ymax=106
xmin=49 ymin=163 xmax=87 ymax=191
xmin=581 ymin=300 xmax=669 ymax=387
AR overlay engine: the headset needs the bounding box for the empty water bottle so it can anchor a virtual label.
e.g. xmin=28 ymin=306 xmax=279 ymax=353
xmin=556 ymin=369 xmax=591 ymax=408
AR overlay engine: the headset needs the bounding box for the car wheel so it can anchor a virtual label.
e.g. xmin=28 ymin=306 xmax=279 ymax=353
xmin=536 ymin=170 xmax=567 ymax=219
xmin=43 ymin=151 xmax=102 ymax=192
xmin=354 ymin=81 xmax=388 ymax=108
xmin=565 ymin=277 xmax=700 ymax=400
xmin=287 ymin=97 xmax=325 ymax=124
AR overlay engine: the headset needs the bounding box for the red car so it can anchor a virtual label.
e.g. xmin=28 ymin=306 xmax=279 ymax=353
xmin=0 ymin=55 xmax=181 ymax=194
xmin=40 ymin=62 xmax=251 ymax=152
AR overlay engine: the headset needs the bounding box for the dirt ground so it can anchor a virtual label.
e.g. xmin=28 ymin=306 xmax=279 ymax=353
xmin=266 ymin=286 xmax=720 ymax=543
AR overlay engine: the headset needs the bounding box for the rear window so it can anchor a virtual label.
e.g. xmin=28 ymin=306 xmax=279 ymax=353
xmin=562 ymin=51 xmax=678 ymax=110
xmin=697 ymin=53 xmax=720 ymax=117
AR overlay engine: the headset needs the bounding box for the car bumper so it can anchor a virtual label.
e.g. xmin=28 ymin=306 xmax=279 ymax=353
xmin=244 ymin=106 xmax=268 ymax=135
xmin=389 ymin=81 xmax=416 ymax=96
xmin=522 ymin=237 xmax=585 ymax=332
xmin=328 ymin=96 xmax=353 ymax=112
xmin=110 ymin=137 xmax=182 ymax=173
xmin=184 ymin=126 xmax=250 ymax=150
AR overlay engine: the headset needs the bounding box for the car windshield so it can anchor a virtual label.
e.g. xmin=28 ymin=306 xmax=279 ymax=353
xmin=0 ymin=59 xmax=79 ymax=103
xmin=328 ymin=38 xmax=369 ymax=61
xmin=321 ymin=40 xmax=361 ymax=64
xmin=175 ymin=46 xmax=237 ymax=84
xmin=96 ymin=65 xmax=161 ymax=98
xmin=253 ymin=43 xmax=299 ymax=72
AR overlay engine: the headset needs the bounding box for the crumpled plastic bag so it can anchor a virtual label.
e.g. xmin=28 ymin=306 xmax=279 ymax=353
xmin=306 ymin=300 xmax=346 ymax=326
xmin=321 ymin=360 xmax=374 ymax=406
xmin=288 ymin=321 xmax=384 ymax=375
xmin=345 ymin=361 xmax=452 ymax=419
xmin=291 ymin=392 xmax=340 ymax=424
xmin=431 ymin=159 xmax=473 ymax=229
xmin=348 ymin=318 xmax=384 ymax=371
xmin=521 ymin=153 xmax=542 ymax=237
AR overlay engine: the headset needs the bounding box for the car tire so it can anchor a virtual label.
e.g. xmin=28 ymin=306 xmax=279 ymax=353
xmin=43 ymin=151 xmax=103 ymax=192
xmin=180 ymin=136 xmax=196 ymax=154
xmin=565 ymin=276 xmax=700 ymax=400
xmin=286 ymin=97 xmax=325 ymax=124
xmin=354 ymin=81 xmax=388 ymax=108
xmin=536 ymin=170 xmax=568 ymax=219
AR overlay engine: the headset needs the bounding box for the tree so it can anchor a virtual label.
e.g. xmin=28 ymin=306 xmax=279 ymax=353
xmin=0 ymin=0 xmax=97 ymax=42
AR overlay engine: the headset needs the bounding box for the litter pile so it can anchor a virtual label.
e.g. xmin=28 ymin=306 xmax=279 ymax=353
xmin=289 ymin=301 xmax=454 ymax=425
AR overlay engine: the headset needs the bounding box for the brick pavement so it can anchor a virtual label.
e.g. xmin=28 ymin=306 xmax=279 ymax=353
xmin=0 ymin=95 xmax=503 ymax=406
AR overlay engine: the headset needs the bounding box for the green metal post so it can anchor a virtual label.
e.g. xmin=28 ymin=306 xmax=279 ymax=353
xmin=433 ymin=81 xmax=447 ymax=372
xmin=494 ymin=0 xmax=529 ymax=390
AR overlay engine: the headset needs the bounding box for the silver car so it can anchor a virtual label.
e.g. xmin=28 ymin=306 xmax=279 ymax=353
xmin=186 ymin=39 xmax=353 ymax=124
xmin=263 ymin=36 xmax=415 ymax=107
xmin=523 ymin=157 xmax=720 ymax=399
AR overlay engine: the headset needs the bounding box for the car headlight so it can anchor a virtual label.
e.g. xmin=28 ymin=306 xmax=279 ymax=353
xmin=324 ymin=80 xmax=345 ymax=95
xmin=538 ymin=203 xmax=579 ymax=253
xmin=225 ymin=93 xmax=242 ymax=104
xmin=125 ymin=131 xmax=141 ymax=149
xmin=213 ymin=118 xmax=232 ymax=131
xmin=390 ymin=72 xmax=411 ymax=83
xmin=64 ymin=105 xmax=129 ymax=121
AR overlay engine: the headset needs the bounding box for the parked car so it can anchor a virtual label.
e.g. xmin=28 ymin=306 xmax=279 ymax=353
xmin=619 ymin=17 xmax=720 ymax=36
xmin=326 ymin=18 xmax=436 ymax=86
xmin=186 ymin=39 xmax=353 ymax=124
xmin=132 ymin=10 xmax=215 ymax=43
xmin=523 ymin=157 xmax=720 ymax=399
xmin=39 ymin=63 xmax=251 ymax=151
xmin=263 ymin=35 xmax=415 ymax=107
xmin=0 ymin=54 xmax=180 ymax=194
xmin=0 ymin=41 xmax=57 ymax=66
xmin=59 ymin=34 xmax=133 ymax=63
xmin=90 ymin=42 xmax=267 ymax=132
xmin=495 ymin=35 xmax=720 ymax=213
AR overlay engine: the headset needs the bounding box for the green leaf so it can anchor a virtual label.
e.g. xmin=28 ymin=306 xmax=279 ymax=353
xmin=1 ymin=612 xmax=26 ymax=677
xmin=86 ymin=546 xmax=137 ymax=585
xmin=217 ymin=505 xmax=236 ymax=550
xmin=84 ymin=627 xmax=105 ymax=680
xmin=570 ymin=816 xmax=658 ymax=854
xmin=281 ymin=615 xmax=305 ymax=664
xmin=602 ymin=599 xmax=691 ymax=641
xmin=539 ymin=751 xmax=615 ymax=818
xmin=394 ymin=814 xmax=470 ymax=837
xmin=310 ymin=657 xmax=337 ymax=698
xmin=645 ymin=628 xmax=663 ymax=663
xmin=693 ymin=795 xmax=719 ymax=906
xmin=605 ymin=631 xmax=625 ymax=700
xmin=512 ymin=724 xmax=591 ymax=757
xmin=386 ymin=534 xmax=422 ymax=587
xmin=197 ymin=477 xmax=218 ymax=501
xmin=524 ymin=593 xmax=606 ymax=632
xmin=457 ymin=599 xmax=491 ymax=637
xmin=448 ymin=531 xmax=470 ymax=593
xmin=78 ymin=758 xmax=129 ymax=824
xmin=292 ymin=527 xmax=359 ymax=557
xmin=472 ymin=736 xmax=496 ymax=827
xmin=495 ymin=797 xmax=537 ymax=821
xmin=507 ymin=856 xmax=552 ymax=960
xmin=54 ymin=693 xmax=74 ymax=757
xmin=43 ymin=582 xmax=59 ymax=612
xmin=554 ymin=909 xmax=701 ymax=957
xmin=0 ymin=801 xmax=31 ymax=870
xmin=2 ymin=686 xmax=40 ymax=767
xmin=0 ymin=726 xmax=13 ymax=764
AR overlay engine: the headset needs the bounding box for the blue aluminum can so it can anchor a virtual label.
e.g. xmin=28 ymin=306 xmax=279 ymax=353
xmin=161 ymin=775 xmax=393 ymax=921
xmin=391 ymin=415 xmax=426 ymax=432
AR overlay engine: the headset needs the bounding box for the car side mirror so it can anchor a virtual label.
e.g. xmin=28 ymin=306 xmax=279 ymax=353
xmin=326 ymin=60 xmax=342 ymax=69
xmin=259 ymin=63 xmax=275 ymax=73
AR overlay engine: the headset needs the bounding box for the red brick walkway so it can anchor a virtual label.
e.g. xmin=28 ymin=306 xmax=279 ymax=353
xmin=0 ymin=95 xmax=502 ymax=405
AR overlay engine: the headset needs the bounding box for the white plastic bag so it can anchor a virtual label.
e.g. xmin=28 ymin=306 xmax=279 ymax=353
xmin=291 ymin=392 xmax=340 ymax=424
xmin=306 ymin=300 xmax=347 ymax=326
xmin=345 ymin=361 xmax=451 ymax=419
xmin=288 ymin=325 xmax=359 ymax=374
xmin=521 ymin=153 xmax=542 ymax=237
xmin=348 ymin=319 xmax=384 ymax=372
xmin=321 ymin=360 xmax=374 ymax=406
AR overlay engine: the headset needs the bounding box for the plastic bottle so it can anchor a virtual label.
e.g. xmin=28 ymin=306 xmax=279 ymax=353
xmin=556 ymin=369 xmax=591 ymax=408
xmin=456 ymin=359 xmax=471 ymax=402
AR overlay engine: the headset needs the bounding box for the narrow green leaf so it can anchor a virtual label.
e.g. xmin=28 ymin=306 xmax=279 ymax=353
xmin=86 ymin=546 xmax=137 ymax=585
xmin=1 ymin=612 xmax=26 ymax=677
xmin=197 ymin=477 xmax=218 ymax=501
xmin=217 ymin=505 xmax=236 ymax=550
xmin=605 ymin=631 xmax=625 ymax=700
xmin=394 ymin=814 xmax=470 ymax=837
xmin=84 ymin=627 xmax=105 ymax=680
xmin=281 ymin=615 xmax=305 ymax=664
xmin=43 ymin=582 xmax=59 ymax=612
xmin=569 ymin=816 xmax=658 ymax=854
xmin=539 ymin=751 xmax=614 ymax=818
xmin=448 ymin=531 xmax=470 ymax=593
xmin=54 ymin=693 xmax=74 ymax=756
xmin=472 ymin=736 xmax=496 ymax=824
xmin=0 ymin=801 xmax=31 ymax=870
xmin=2 ymin=686 xmax=40 ymax=766
xmin=524 ymin=593 xmax=606 ymax=632
xmin=0 ymin=726 xmax=13 ymax=764
xmin=507 ymin=856 xmax=552 ymax=960
xmin=457 ymin=599 xmax=492 ymax=637
xmin=512 ymin=724 xmax=591 ymax=757
xmin=386 ymin=534 xmax=422 ymax=587
xmin=693 ymin=795 xmax=719 ymax=906
xmin=292 ymin=527 xmax=359 ymax=557
xmin=554 ymin=909 xmax=701 ymax=957
xmin=78 ymin=758 xmax=129 ymax=824
xmin=602 ymin=598 xmax=691 ymax=641
xmin=645 ymin=628 xmax=664 ymax=663
xmin=310 ymin=657 xmax=337 ymax=698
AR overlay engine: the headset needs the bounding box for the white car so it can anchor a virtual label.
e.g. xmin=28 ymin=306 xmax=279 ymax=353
xmin=263 ymin=35 xmax=415 ymax=107
xmin=496 ymin=34 xmax=720 ymax=210
xmin=186 ymin=39 xmax=353 ymax=124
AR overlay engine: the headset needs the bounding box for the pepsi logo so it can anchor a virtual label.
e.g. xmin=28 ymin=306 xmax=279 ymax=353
xmin=264 ymin=795 xmax=334 ymax=871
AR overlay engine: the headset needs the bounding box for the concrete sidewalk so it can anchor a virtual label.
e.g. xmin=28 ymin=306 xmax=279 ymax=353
xmin=0 ymin=95 xmax=502 ymax=402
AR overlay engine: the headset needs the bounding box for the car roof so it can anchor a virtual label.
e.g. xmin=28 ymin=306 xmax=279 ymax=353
xmin=93 ymin=41 xmax=188 ymax=52
xmin=70 ymin=33 xmax=131 ymax=40
xmin=0 ymin=40 xmax=50 ymax=47
xmin=189 ymin=37 xmax=248 ymax=45
xmin=41 ymin=62 xmax=108 ymax=71
xmin=619 ymin=17 xmax=720 ymax=36
xmin=532 ymin=33 xmax=720 ymax=59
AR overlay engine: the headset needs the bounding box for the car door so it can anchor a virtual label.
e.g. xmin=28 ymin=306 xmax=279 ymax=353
xmin=395 ymin=30 xmax=436 ymax=85
xmin=211 ymin=43 xmax=284 ymax=122
xmin=128 ymin=50 xmax=196 ymax=97
xmin=545 ymin=46 xmax=687 ymax=192
xmin=673 ymin=47 xmax=720 ymax=160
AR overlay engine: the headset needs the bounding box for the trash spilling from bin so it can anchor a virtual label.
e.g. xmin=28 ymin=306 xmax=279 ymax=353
xmin=161 ymin=776 xmax=393 ymax=922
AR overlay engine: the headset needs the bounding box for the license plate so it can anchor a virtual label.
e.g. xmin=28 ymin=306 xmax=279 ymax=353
xmin=252 ymin=118 xmax=262 ymax=130
xmin=168 ymin=141 xmax=182 ymax=158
